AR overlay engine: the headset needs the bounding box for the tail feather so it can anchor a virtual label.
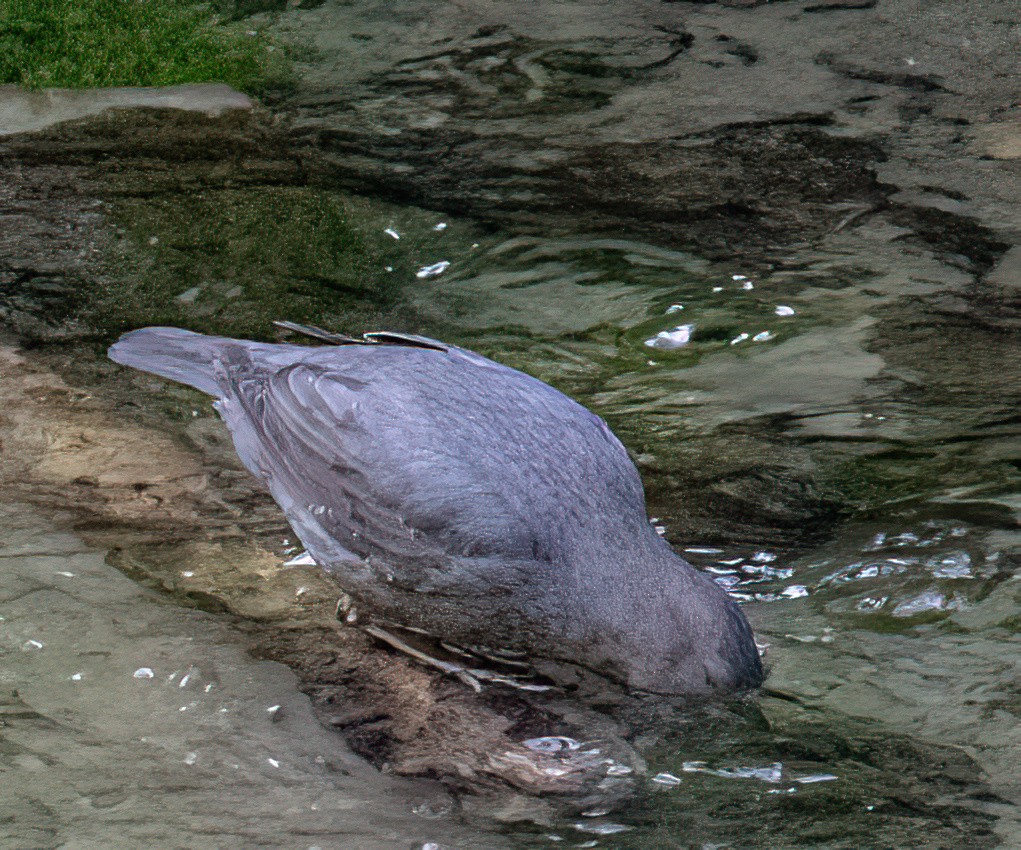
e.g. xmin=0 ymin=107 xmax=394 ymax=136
xmin=108 ymin=327 xmax=229 ymax=397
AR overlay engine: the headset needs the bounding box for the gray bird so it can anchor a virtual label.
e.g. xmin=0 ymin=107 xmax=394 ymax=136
xmin=109 ymin=325 xmax=764 ymax=695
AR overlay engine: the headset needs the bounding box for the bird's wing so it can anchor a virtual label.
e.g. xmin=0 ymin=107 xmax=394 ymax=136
xmin=220 ymin=344 xmax=649 ymax=582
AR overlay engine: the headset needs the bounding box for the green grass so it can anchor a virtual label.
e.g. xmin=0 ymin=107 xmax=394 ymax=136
xmin=0 ymin=0 xmax=291 ymax=92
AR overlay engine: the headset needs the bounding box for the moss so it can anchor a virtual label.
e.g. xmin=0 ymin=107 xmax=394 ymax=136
xmin=0 ymin=0 xmax=292 ymax=93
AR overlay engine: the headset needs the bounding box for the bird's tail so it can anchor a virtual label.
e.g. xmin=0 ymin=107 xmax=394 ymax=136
xmin=108 ymin=327 xmax=231 ymax=396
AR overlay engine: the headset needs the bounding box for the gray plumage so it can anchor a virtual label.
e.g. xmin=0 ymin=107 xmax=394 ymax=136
xmin=109 ymin=326 xmax=763 ymax=695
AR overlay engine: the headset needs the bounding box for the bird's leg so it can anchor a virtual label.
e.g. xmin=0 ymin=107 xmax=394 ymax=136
xmin=360 ymin=624 xmax=554 ymax=693
xmin=362 ymin=624 xmax=483 ymax=692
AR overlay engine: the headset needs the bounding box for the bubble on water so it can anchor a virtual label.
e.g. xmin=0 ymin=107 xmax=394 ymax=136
xmin=742 ymin=564 xmax=794 ymax=580
xmin=892 ymin=591 xmax=946 ymax=617
xmin=786 ymin=633 xmax=820 ymax=643
xmin=775 ymin=305 xmax=796 ymax=316
xmin=573 ymin=821 xmax=632 ymax=835
xmin=929 ymin=551 xmax=973 ymax=579
xmin=645 ymin=324 xmax=694 ymax=349
xmin=651 ymin=772 xmax=682 ymax=786
xmin=865 ymin=532 xmax=887 ymax=550
xmin=416 ymin=261 xmax=450 ymax=279
xmin=857 ymin=596 xmax=888 ymax=611
xmin=522 ymin=736 xmax=581 ymax=753
xmin=683 ymin=761 xmax=783 ymax=783
xmin=133 ymin=667 xmax=155 ymax=679
xmin=795 ymin=773 xmax=839 ymax=784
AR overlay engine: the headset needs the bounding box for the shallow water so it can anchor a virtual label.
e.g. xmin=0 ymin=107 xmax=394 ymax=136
xmin=0 ymin=500 xmax=493 ymax=849
xmin=2 ymin=0 xmax=1020 ymax=847
xmin=386 ymin=223 xmax=1021 ymax=848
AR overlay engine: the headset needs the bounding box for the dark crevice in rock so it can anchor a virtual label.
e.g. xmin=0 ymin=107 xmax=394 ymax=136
xmin=886 ymin=204 xmax=1010 ymax=275
xmin=804 ymin=0 xmax=877 ymax=12
xmin=815 ymin=51 xmax=948 ymax=92
xmin=297 ymin=120 xmax=889 ymax=262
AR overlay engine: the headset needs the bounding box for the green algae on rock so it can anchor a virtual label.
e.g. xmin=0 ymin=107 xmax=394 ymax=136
xmin=99 ymin=188 xmax=379 ymax=340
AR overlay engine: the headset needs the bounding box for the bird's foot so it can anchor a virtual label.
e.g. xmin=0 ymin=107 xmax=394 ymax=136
xmin=362 ymin=625 xmax=553 ymax=694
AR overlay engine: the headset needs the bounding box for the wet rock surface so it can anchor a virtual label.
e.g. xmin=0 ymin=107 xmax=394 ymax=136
xmin=0 ymin=0 xmax=1019 ymax=845
xmin=0 ymin=500 xmax=492 ymax=850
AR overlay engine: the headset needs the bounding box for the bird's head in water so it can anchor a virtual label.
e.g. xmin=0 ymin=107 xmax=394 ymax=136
xmin=558 ymin=550 xmax=765 ymax=696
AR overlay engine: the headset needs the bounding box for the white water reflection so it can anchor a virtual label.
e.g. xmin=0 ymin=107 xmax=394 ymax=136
xmin=644 ymin=324 xmax=694 ymax=349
